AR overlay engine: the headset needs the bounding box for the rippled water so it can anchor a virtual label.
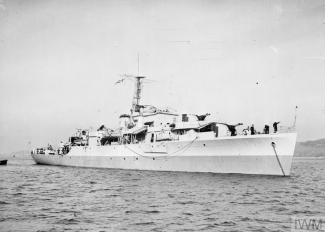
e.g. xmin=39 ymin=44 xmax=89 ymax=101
xmin=1 ymin=156 xmax=324 ymax=232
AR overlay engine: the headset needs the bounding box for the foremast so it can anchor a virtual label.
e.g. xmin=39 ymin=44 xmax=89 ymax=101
xmin=131 ymin=76 xmax=145 ymax=114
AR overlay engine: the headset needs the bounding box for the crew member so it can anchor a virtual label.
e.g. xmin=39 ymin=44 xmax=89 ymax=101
xmin=58 ymin=141 xmax=64 ymax=155
xmin=250 ymin=124 xmax=255 ymax=135
xmin=263 ymin=125 xmax=269 ymax=134
xmin=273 ymin=121 xmax=280 ymax=133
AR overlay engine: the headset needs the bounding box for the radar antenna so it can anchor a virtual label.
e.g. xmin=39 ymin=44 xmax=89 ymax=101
xmin=118 ymin=74 xmax=156 ymax=114
xmin=117 ymin=55 xmax=157 ymax=114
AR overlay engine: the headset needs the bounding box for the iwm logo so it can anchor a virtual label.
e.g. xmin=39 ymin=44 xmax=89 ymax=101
xmin=291 ymin=217 xmax=324 ymax=231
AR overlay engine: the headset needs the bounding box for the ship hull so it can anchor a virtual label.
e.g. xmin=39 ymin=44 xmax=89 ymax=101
xmin=31 ymin=133 xmax=297 ymax=176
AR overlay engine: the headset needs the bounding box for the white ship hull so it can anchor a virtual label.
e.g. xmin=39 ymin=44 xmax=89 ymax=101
xmin=31 ymin=133 xmax=297 ymax=176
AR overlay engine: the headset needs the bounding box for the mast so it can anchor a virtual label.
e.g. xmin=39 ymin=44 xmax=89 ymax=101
xmin=132 ymin=76 xmax=145 ymax=113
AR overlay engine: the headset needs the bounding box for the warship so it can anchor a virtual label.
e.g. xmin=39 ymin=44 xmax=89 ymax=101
xmin=31 ymin=75 xmax=297 ymax=176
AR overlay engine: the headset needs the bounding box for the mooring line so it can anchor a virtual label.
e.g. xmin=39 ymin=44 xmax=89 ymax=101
xmin=271 ymin=142 xmax=285 ymax=177
xmin=124 ymin=138 xmax=197 ymax=160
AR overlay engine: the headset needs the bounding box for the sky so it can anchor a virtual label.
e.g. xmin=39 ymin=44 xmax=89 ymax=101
xmin=0 ymin=0 xmax=325 ymax=154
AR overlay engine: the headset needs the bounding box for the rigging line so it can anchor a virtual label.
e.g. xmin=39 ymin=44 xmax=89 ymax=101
xmin=165 ymin=139 xmax=195 ymax=160
xmin=124 ymin=138 xmax=196 ymax=160
xmin=157 ymin=138 xmax=197 ymax=160
xmin=124 ymin=140 xmax=165 ymax=153
xmin=149 ymin=141 xmax=165 ymax=152
xmin=124 ymin=138 xmax=197 ymax=159
xmin=138 ymin=53 xmax=140 ymax=76
xmin=154 ymin=138 xmax=197 ymax=157
xmin=271 ymin=142 xmax=286 ymax=177
xmin=286 ymin=107 xmax=298 ymax=132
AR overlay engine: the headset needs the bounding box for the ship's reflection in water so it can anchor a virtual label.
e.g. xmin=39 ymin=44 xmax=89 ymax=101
xmin=0 ymin=156 xmax=324 ymax=232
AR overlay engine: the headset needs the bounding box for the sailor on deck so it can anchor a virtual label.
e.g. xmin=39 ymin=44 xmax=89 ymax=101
xmin=273 ymin=121 xmax=280 ymax=133
xmin=250 ymin=124 xmax=255 ymax=135
xmin=58 ymin=141 xmax=64 ymax=155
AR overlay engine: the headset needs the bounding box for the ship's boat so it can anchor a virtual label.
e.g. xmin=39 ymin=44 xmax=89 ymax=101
xmin=0 ymin=160 xmax=8 ymax=165
xmin=31 ymin=76 xmax=297 ymax=176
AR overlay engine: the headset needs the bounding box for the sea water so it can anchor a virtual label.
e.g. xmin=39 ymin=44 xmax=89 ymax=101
xmin=0 ymin=156 xmax=324 ymax=232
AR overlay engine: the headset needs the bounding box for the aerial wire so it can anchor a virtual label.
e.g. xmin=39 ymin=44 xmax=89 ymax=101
xmin=138 ymin=53 xmax=139 ymax=76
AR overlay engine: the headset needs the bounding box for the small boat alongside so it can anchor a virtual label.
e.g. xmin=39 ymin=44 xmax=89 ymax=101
xmin=0 ymin=160 xmax=8 ymax=165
